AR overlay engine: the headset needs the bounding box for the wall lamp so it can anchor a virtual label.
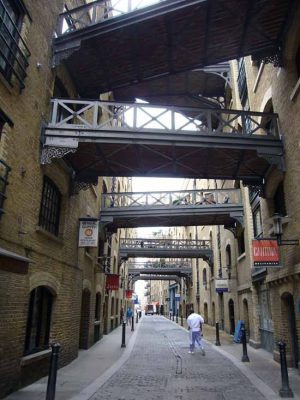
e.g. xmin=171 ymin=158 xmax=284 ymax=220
xmin=267 ymin=213 xmax=299 ymax=246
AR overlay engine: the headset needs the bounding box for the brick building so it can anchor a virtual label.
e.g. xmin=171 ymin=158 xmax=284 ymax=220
xmin=0 ymin=1 xmax=130 ymax=397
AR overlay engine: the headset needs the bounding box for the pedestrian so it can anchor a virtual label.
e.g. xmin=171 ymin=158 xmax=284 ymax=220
xmin=126 ymin=307 xmax=133 ymax=326
xmin=187 ymin=308 xmax=205 ymax=355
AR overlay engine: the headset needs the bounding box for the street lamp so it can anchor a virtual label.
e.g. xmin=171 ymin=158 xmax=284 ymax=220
xmin=266 ymin=213 xmax=299 ymax=246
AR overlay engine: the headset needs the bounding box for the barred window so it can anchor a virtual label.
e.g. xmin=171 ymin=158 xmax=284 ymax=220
xmin=39 ymin=176 xmax=61 ymax=236
xmin=0 ymin=0 xmax=30 ymax=89
xmin=24 ymin=286 xmax=53 ymax=355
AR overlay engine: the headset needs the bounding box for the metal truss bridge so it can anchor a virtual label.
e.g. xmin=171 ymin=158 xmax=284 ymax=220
xmin=42 ymin=99 xmax=283 ymax=186
xmin=119 ymin=238 xmax=212 ymax=263
xmin=52 ymin=0 xmax=298 ymax=98
xmin=100 ymin=188 xmax=243 ymax=231
xmin=127 ymin=260 xmax=193 ymax=281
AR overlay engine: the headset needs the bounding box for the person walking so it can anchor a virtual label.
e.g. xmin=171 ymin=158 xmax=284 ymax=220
xmin=187 ymin=309 xmax=205 ymax=355
xmin=126 ymin=307 xmax=133 ymax=326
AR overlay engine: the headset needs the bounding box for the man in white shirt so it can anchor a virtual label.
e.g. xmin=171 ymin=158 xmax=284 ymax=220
xmin=187 ymin=309 xmax=205 ymax=355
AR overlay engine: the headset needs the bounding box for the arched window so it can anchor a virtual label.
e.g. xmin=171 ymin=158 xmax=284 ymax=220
xmin=274 ymin=182 xmax=287 ymax=217
xmin=24 ymin=286 xmax=53 ymax=355
xmin=39 ymin=176 xmax=61 ymax=236
xmin=202 ymin=268 xmax=207 ymax=285
xmin=225 ymin=245 xmax=232 ymax=267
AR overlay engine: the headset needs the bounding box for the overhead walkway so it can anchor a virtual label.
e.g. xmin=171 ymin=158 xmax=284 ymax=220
xmin=119 ymin=238 xmax=212 ymax=262
xmin=41 ymin=100 xmax=284 ymax=185
xmin=128 ymin=260 xmax=193 ymax=281
xmin=52 ymin=0 xmax=298 ymax=97
xmin=99 ymin=188 xmax=243 ymax=231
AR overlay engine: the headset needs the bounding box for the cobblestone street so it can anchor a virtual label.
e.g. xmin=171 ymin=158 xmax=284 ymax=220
xmin=90 ymin=316 xmax=266 ymax=400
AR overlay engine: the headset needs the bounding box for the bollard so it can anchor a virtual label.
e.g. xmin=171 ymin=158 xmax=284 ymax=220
xmin=172 ymin=313 xmax=175 ymax=322
xmin=169 ymin=312 xmax=172 ymax=320
xmin=131 ymin=315 xmax=134 ymax=332
xmin=278 ymin=341 xmax=294 ymax=398
xmin=215 ymin=322 xmax=221 ymax=346
xmin=241 ymin=322 xmax=250 ymax=362
xmin=136 ymin=312 xmax=138 ymax=324
xmin=181 ymin=314 xmax=183 ymax=327
xmin=46 ymin=343 xmax=60 ymax=400
xmin=176 ymin=312 xmax=178 ymax=323
xmin=121 ymin=321 xmax=126 ymax=348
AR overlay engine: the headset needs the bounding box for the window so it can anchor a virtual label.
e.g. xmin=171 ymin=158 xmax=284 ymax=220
xmin=0 ymin=0 xmax=30 ymax=89
xmin=24 ymin=286 xmax=53 ymax=355
xmin=237 ymin=58 xmax=248 ymax=106
xmin=274 ymin=182 xmax=287 ymax=217
xmin=296 ymin=44 xmax=300 ymax=77
xmin=225 ymin=245 xmax=232 ymax=267
xmin=39 ymin=176 xmax=61 ymax=236
xmin=0 ymin=159 xmax=10 ymax=215
xmin=237 ymin=229 xmax=245 ymax=255
xmin=253 ymin=206 xmax=263 ymax=238
xmin=202 ymin=268 xmax=207 ymax=285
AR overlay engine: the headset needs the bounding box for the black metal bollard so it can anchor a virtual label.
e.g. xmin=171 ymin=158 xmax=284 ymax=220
xmin=278 ymin=341 xmax=294 ymax=398
xmin=176 ymin=312 xmax=178 ymax=323
xmin=169 ymin=312 xmax=172 ymax=320
xmin=172 ymin=313 xmax=175 ymax=322
xmin=215 ymin=322 xmax=221 ymax=346
xmin=181 ymin=314 xmax=183 ymax=326
xmin=121 ymin=321 xmax=126 ymax=348
xmin=46 ymin=343 xmax=60 ymax=400
xmin=241 ymin=322 xmax=250 ymax=362
xmin=136 ymin=312 xmax=138 ymax=324
xmin=131 ymin=315 xmax=134 ymax=332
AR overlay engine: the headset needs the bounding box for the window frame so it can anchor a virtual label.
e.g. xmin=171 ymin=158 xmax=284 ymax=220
xmin=24 ymin=286 xmax=53 ymax=356
xmin=38 ymin=176 xmax=61 ymax=236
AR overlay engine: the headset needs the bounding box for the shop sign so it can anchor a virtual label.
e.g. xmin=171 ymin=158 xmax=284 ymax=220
xmin=78 ymin=218 xmax=98 ymax=247
xmin=215 ymin=279 xmax=229 ymax=293
xmin=106 ymin=274 xmax=120 ymax=290
xmin=125 ymin=289 xmax=133 ymax=299
xmin=175 ymin=294 xmax=181 ymax=301
xmin=252 ymin=239 xmax=280 ymax=268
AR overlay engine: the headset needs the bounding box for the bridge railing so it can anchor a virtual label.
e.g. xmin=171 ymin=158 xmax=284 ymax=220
xmin=56 ymin=0 xmax=165 ymax=36
xmin=120 ymin=238 xmax=211 ymax=250
xmin=102 ymin=188 xmax=241 ymax=209
xmin=126 ymin=261 xmax=192 ymax=269
xmin=46 ymin=99 xmax=279 ymax=138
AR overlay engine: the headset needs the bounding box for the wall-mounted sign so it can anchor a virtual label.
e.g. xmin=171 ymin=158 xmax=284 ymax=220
xmin=215 ymin=279 xmax=229 ymax=293
xmin=175 ymin=294 xmax=181 ymax=301
xmin=125 ymin=289 xmax=133 ymax=299
xmin=106 ymin=274 xmax=120 ymax=290
xmin=252 ymin=239 xmax=280 ymax=268
xmin=78 ymin=218 xmax=99 ymax=247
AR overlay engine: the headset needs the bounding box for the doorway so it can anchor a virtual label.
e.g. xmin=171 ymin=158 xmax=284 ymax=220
xmin=281 ymin=293 xmax=298 ymax=368
xmin=79 ymin=289 xmax=91 ymax=349
xmin=228 ymin=299 xmax=235 ymax=335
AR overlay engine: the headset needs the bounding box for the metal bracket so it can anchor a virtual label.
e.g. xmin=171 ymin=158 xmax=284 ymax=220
xmin=41 ymin=146 xmax=77 ymax=165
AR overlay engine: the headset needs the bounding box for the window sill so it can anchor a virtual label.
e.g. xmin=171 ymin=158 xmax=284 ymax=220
xmin=21 ymin=348 xmax=51 ymax=366
xmin=290 ymin=78 xmax=300 ymax=102
xmin=237 ymin=253 xmax=246 ymax=262
xmin=36 ymin=226 xmax=63 ymax=244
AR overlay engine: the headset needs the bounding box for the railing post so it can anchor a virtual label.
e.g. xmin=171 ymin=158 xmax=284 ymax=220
xmin=131 ymin=315 xmax=134 ymax=332
xmin=46 ymin=343 xmax=60 ymax=400
xmin=241 ymin=322 xmax=250 ymax=362
xmin=121 ymin=321 xmax=126 ymax=348
xmin=215 ymin=322 xmax=221 ymax=346
xmin=278 ymin=341 xmax=294 ymax=398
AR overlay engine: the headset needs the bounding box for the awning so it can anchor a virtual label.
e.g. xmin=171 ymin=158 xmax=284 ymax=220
xmin=0 ymin=247 xmax=33 ymax=274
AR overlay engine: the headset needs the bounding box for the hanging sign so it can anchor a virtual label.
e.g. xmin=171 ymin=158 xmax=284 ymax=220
xmin=106 ymin=274 xmax=120 ymax=290
xmin=175 ymin=294 xmax=181 ymax=301
xmin=252 ymin=239 xmax=280 ymax=268
xmin=125 ymin=289 xmax=133 ymax=299
xmin=215 ymin=279 xmax=229 ymax=293
xmin=78 ymin=218 xmax=99 ymax=247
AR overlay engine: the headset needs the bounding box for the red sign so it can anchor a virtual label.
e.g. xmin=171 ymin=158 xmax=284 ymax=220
xmin=252 ymin=239 xmax=280 ymax=267
xmin=106 ymin=274 xmax=120 ymax=290
xmin=125 ymin=289 xmax=133 ymax=299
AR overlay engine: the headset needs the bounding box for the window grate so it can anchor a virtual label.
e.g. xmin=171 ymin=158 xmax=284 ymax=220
xmin=39 ymin=176 xmax=61 ymax=236
xmin=0 ymin=0 xmax=30 ymax=89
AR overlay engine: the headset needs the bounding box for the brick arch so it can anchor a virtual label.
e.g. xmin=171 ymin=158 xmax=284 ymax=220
xmin=29 ymin=272 xmax=60 ymax=296
xmin=82 ymin=278 xmax=92 ymax=292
